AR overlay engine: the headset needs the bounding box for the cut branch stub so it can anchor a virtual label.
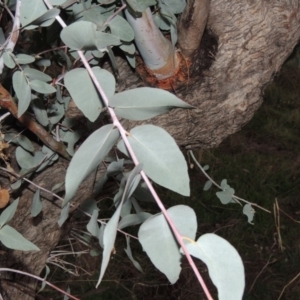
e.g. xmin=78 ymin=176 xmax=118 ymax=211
xmin=178 ymin=0 xmax=211 ymax=60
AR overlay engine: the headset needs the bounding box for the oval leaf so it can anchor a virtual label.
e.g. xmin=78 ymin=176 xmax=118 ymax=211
xmin=109 ymin=87 xmax=193 ymax=120
xmin=184 ymin=233 xmax=245 ymax=300
xmin=138 ymin=205 xmax=197 ymax=284
xmin=61 ymin=21 xmax=97 ymax=50
xmin=63 ymin=125 xmax=119 ymax=206
xmin=15 ymin=53 xmax=35 ymax=64
xmin=17 ymin=135 xmax=35 ymax=152
xmin=64 ymin=67 xmax=115 ymax=122
xmin=108 ymin=15 xmax=134 ymax=42
xmin=13 ymin=71 xmax=31 ymax=117
xmin=30 ymin=80 xmax=56 ymax=94
xmin=16 ymin=146 xmax=35 ymax=169
xmin=117 ymin=125 xmax=190 ymax=196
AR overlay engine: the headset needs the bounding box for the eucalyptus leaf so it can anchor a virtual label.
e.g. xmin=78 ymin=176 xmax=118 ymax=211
xmin=58 ymin=203 xmax=70 ymax=227
xmin=30 ymin=80 xmax=56 ymax=94
xmin=31 ymin=189 xmax=42 ymax=217
xmin=16 ymin=146 xmax=35 ymax=169
xmin=87 ymin=209 xmax=100 ymax=237
xmin=183 ymin=234 xmax=245 ymax=300
xmin=48 ymin=101 xmax=65 ymax=124
xmin=31 ymin=98 xmax=49 ymax=126
xmin=118 ymin=212 xmax=152 ymax=230
xmin=3 ymin=51 xmax=16 ymax=68
xmin=118 ymin=125 xmax=190 ymax=196
xmin=61 ymin=21 xmax=98 ymax=50
xmin=22 ymin=8 xmax=60 ymax=28
xmin=126 ymin=0 xmax=156 ymax=12
xmin=138 ymin=205 xmax=197 ymax=283
xmin=203 ymin=180 xmax=212 ymax=191
xmin=119 ymin=42 xmax=135 ymax=55
xmin=96 ymin=164 xmax=142 ymax=287
xmin=0 ymin=225 xmax=39 ymax=251
xmin=108 ymin=15 xmax=134 ymax=42
xmin=0 ymin=198 xmax=19 ymax=228
xmin=243 ymin=204 xmax=255 ymax=225
xmin=63 ymin=125 xmax=119 ymax=206
xmin=109 ymin=87 xmax=193 ymax=120
xmin=24 ymin=67 xmax=52 ymax=82
xmin=15 ymin=53 xmax=35 ymax=64
xmin=17 ymin=135 xmax=34 ymax=152
xmin=124 ymin=236 xmax=143 ymax=272
xmin=216 ymin=189 xmax=235 ymax=205
xmin=64 ymin=67 xmax=115 ymax=122
xmin=13 ymin=71 xmax=31 ymax=117
xmin=38 ymin=265 xmax=50 ymax=292
xmin=20 ymin=0 xmax=48 ymax=29
xmin=95 ymin=31 xmax=121 ymax=49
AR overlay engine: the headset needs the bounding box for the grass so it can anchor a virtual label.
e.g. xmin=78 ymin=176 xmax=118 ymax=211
xmin=41 ymin=54 xmax=300 ymax=299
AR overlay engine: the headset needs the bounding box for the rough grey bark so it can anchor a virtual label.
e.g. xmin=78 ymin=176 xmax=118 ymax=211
xmin=119 ymin=0 xmax=300 ymax=149
xmin=1 ymin=0 xmax=300 ymax=299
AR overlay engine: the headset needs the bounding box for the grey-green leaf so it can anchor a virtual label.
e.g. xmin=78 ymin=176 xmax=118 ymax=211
xmin=117 ymin=125 xmax=190 ymax=196
xmin=96 ymin=164 xmax=142 ymax=288
xmin=15 ymin=53 xmax=35 ymax=64
xmin=30 ymin=80 xmax=56 ymax=94
xmin=118 ymin=212 xmax=152 ymax=230
xmin=61 ymin=21 xmax=97 ymax=50
xmin=31 ymin=189 xmax=42 ymax=217
xmin=63 ymin=125 xmax=119 ymax=206
xmin=109 ymin=87 xmax=193 ymax=120
xmin=31 ymin=98 xmax=49 ymax=126
xmin=124 ymin=236 xmax=143 ymax=272
xmin=95 ymin=32 xmax=121 ymax=49
xmin=126 ymin=0 xmax=156 ymax=12
xmin=23 ymin=67 xmax=52 ymax=82
xmin=57 ymin=203 xmax=70 ymax=227
xmin=0 ymin=198 xmax=19 ymax=228
xmin=3 ymin=51 xmax=16 ymax=68
xmin=13 ymin=71 xmax=31 ymax=117
xmin=0 ymin=225 xmax=39 ymax=251
xmin=183 ymin=234 xmax=245 ymax=300
xmin=243 ymin=204 xmax=255 ymax=225
xmin=108 ymin=15 xmax=134 ymax=42
xmin=87 ymin=209 xmax=100 ymax=237
xmin=138 ymin=205 xmax=197 ymax=283
xmin=17 ymin=135 xmax=34 ymax=152
xmin=216 ymin=189 xmax=235 ymax=205
xmin=203 ymin=180 xmax=212 ymax=191
xmin=64 ymin=67 xmax=115 ymax=122
xmin=16 ymin=146 xmax=35 ymax=169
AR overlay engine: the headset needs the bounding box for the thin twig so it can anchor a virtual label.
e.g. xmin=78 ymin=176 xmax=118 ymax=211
xmin=248 ymin=255 xmax=277 ymax=293
xmin=188 ymin=150 xmax=271 ymax=213
xmin=0 ymin=268 xmax=80 ymax=300
xmin=278 ymin=272 xmax=300 ymax=300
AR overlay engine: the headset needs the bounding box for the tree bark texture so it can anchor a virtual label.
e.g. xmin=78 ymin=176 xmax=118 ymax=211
xmin=1 ymin=0 xmax=300 ymax=299
xmin=119 ymin=0 xmax=300 ymax=149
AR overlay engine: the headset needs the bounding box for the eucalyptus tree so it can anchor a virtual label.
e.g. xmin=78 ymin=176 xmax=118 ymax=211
xmin=0 ymin=0 xmax=299 ymax=299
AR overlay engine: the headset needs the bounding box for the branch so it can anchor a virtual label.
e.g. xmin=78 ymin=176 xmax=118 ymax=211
xmin=0 ymin=84 xmax=71 ymax=160
xmin=177 ymin=0 xmax=211 ymax=59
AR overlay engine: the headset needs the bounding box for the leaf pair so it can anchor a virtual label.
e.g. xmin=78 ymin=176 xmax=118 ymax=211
xmin=139 ymin=205 xmax=245 ymax=300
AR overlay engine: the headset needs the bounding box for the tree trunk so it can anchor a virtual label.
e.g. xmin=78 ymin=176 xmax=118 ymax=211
xmin=1 ymin=0 xmax=300 ymax=298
